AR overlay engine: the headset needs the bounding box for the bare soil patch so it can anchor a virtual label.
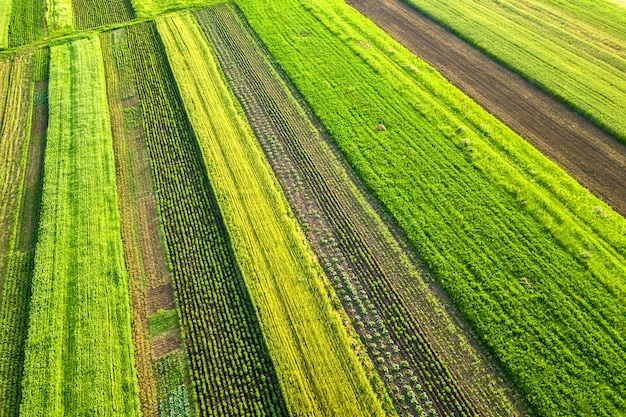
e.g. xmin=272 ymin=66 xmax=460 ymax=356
xmin=348 ymin=0 xmax=626 ymax=216
xmin=146 ymin=283 xmax=176 ymax=316
xmin=151 ymin=329 xmax=182 ymax=361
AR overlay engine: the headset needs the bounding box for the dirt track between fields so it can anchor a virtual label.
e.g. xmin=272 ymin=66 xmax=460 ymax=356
xmin=348 ymin=0 xmax=626 ymax=217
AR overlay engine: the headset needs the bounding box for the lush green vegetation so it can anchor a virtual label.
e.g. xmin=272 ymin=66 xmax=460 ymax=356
xmin=46 ymin=0 xmax=74 ymax=34
xmin=19 ymin=36 xmax=141 ymax=416
xmin=129 ymin=0 xmax=224 ymax=17
xmin=237 ymin=0 xmax=626 ymax=415
xmin=0 ymin=0 xmax=12 ymax=48
xmin=399 ymin=0 xmax=626 ymax=144
xmin=149 ymin=309 xmax=179 ymax=338
xmin=158 ymin=12 xmax=388 ymax=416
xmin=120 ymin=21 xmax=289 ymax=416
xmin=8 ymin=0 xmax=45 ymax=48
xmin=73 ymin=0 xmax=135 ymax=29
xmin=154 ymin=351 xmax=192 ymax=417
xmin=196 ymin=5 xmax=520 ymax=416
xmin=1 ymin=1 xmax=625 ymax=416
xmin=0 ymin=51 xmax=36 ymax=417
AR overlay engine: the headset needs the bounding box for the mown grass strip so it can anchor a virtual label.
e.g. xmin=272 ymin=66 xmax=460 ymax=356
xmin=19 ymin=36 xmax=141 ymax=416
xmin=157 ymin=12 xmax=388 ymax=417
xmin=236 ymin=0 xmax=626 ymax=415
xmin=398 ymin=0 xmax=626 ymax=144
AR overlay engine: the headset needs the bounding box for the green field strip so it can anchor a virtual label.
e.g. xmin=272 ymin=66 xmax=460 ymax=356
xmin=73 ymin=0 xmax=135 ymax=30
xmin=19 ymin=36 xmax=141 ymax=416
xmin=0 ymin=0 xmax=12 ymax=48
xmin=154 ymin=351 xmax=192 ymax=417
xmin=123 ymin=21 xmax=288 ymax=416
xmin=397 ymin=0 xmax=626 ymax=144
xmin=235 ymin=0 xmax=626 ymax=415
xmin=0 ymin=51 xmax=38 ymax=417
xmin=100 ymin=25 xmax=171 ymax=417
xmin=157 ymin=12 xmax=388 ymax=417
xmin=45 ymin=0 xmax=74 ymax=35
xmin=8 ymin=0 xmax=46 ymax=48
xmin=129 ymin=0 xmax=225 ymax=18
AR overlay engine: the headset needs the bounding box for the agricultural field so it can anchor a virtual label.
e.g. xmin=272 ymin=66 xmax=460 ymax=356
xmin=157 ymin=12 xmax=387 ymax=416
xmin=396 ymin=0 xmax=626 ymax=145
xmin=349 ymin=0 xmax=626 ymax=217
xmin=0 ymin=0 xmax=624 ymax=417
xmin=0 ymin=49 xmax=45 ymax=417
xmin=195 ymin=5 xmax=523 ymax=416
xmin=19 ymin=36 xmax=141 ymax=416
xmin=236 ymin=0 xmax=626 ymax=415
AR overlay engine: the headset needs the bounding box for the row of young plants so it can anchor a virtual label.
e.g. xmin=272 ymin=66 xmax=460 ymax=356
xmin=0 ymin=50 xmax=43 ymax=417
xmin=397 ymin=0 xmax=626 ymax=144
xmin=157 ymin=12 xmax=389 ymax=416
xmin=195 ymin=5 xmax=523 ymax=417
xmin=121 ymin=21 xmax=290 ymax=416
xmin=100 ymin=25 xmax=176 ymax=417
xmin=18 ymin=36 xmax=142 ymax=416
xmin=0 ymin=0 xmax=45 ymax=48
xmin=234 ymin=0 xmax=626 ymax=415
xmin=72 ymin=0 xmax=135 ymax=30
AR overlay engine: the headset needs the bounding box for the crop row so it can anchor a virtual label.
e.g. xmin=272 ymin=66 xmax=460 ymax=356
xmin=100 ymin=25 xmax=168 ymax=417
xmin=5 ymin=0 xmax=45 ymax=48
xmin=235 ymin=0 xmax=626 ymax=415
xmin=73 ymin=0 xmax=134 ymax=30
xmin=0 ymin=51 xmax=40 ymax=417
xmin=122 ymin=21 xmax=290 ymax=416
xmin=157 ymin=12 xmax=388 ymax=417
xmin=196 ymin=4 xmax=524 ymax=417
xmin=19 ymin=36 xmax=141 ymax=416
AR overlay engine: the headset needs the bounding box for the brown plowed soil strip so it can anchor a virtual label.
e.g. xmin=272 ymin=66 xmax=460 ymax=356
xmin=348 ymin=0 xmax=626 ymax=216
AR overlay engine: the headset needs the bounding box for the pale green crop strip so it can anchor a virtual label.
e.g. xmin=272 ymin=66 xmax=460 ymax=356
xmin=0 ymin=0 xmax=11 ymax=48
xmin=19 ymin=36 xmax=140 ymax=416
xmin=129 ymin=0 xmax=225 ymax=17
xmin=157 ymin=13 xmax=387 ymax=417
xmin=45 ymin=0 xmax=73 ymax=34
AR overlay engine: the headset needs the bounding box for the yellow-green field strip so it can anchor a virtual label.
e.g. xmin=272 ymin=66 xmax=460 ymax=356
xmin=157 ymin=12 xmax=388 ymax=417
